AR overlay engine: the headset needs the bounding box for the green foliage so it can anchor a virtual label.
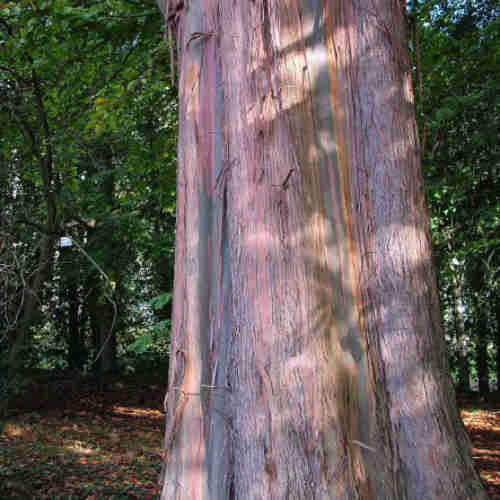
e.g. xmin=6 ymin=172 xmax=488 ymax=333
xmin=412 ymin=0 xmax=500 ymax=390
xmin=0 ymin=0 xmax=177 ymax=379
xmin=126 ymin=293 xmax=172 ymax=368
xmin=148 ymin=292 xmax=172 ymax=311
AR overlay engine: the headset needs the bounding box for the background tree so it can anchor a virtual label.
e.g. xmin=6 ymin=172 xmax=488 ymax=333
xmin=413 ymin=0 xmax=500 ymax=392
xmin=0 ymin=0 xmax=177 ymax=408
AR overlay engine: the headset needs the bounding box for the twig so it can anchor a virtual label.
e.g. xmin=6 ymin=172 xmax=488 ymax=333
xmin=186 ymin=31 xmax=216 ymax=49
xmin=351 ymin=439 xmax=376 ymax=453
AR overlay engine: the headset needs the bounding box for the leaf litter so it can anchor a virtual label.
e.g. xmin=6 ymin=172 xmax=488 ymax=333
xmin=1 ymin=375 xmax=165 ymax=499
xmin=2 ymin=382 xmax=500 ymax=498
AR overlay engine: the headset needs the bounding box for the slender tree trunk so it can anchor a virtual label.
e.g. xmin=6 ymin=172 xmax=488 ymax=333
xmin=475 ymin=310 xmax=490 ymax=394
xmin=160 ymin=1 xmax=487 ymax=499
xmin=8 ymin=231 xmax=56 ymax=376
xmin=60 ymin=246 xmax=86 ymax=371
xmin=495 ymin=297 xmax=500 ymax=391
xmin=470 ymin=262 xmax=490 ymax=395
xmin=85 ymin=147 xmax=119 ymax=382
xmin=67 ymin=282 xmax=85 ymax=372
xmin=95 ymin=304 xmax=116 ymax=374
xmin=7 ymin=70 xmax=58 ymax=380
xmin=89 ymin=291 xmax=116 ymax=377
xmin=454 ymin=275 xmax=471 ymax=392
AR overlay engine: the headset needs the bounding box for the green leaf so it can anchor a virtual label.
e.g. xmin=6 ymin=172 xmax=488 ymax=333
xmin=128 ymin=335 xmax=152 ymax=354
xmin=148 ymin=293 xmax=172 ymax=311
xmin=127 ymin=79 xmax=138 ymax=92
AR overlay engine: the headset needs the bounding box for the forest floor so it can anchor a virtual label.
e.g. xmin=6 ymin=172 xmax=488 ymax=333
xmin=459 ymin=392 xmax=500 ymax=499
xmin=0 ymin=373 xmax=165 ymax=499
xmin=1 ymin=378 xmax=500 ymax=499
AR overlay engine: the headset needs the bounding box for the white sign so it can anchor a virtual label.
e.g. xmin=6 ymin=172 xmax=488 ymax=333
xmin=59 ymin=236 xmax=73 ymax=247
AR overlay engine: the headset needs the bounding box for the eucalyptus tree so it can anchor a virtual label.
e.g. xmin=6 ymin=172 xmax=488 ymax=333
xmin=159 ymin=1 xmax=487 ymax=498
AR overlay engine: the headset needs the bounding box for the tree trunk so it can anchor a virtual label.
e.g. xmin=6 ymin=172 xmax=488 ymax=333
xmin=60 ymin=246 xmax=87 ymax=372
xmin=160 ymin=1 xmax=487 ymax=499
xmin=8 ymin=231 xmax=56 ymax=376
xmin=67 ymin=282 xmax=86 ymax=372
xmin=454 ymin=275 xmax=471 ymax=392
xmin=7 ymin=70 xmax=58 ymax=381
xmin=470 ymin=262 xmax=490 ymax=395
xmin=475 ymin=310 xmax=490 ymax=394
xmin=495 ymin=297 xmax=500 ymax=391
xmin=89 ymin=294 xmax=116 ymax=377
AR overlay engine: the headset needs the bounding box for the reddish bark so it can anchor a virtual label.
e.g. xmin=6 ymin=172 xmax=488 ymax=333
xmin=160 ymin=1 xmax=488 ymax=499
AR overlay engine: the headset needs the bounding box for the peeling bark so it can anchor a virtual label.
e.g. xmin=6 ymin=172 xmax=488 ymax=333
xmin=160 ymin=1 xmax=488 ymax=499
